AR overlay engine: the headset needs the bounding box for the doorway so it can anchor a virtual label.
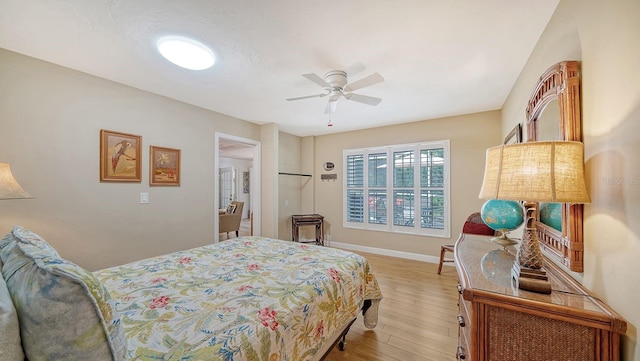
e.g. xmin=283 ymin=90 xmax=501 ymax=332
xmin=215 ymin=133 xmax=261 ymax=242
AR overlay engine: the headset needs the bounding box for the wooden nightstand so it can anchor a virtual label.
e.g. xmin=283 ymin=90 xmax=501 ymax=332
xmin=291 ymin=214 xmax=324 ymax=246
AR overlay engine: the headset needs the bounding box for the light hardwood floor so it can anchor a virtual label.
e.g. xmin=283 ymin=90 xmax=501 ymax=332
xmin=325 ymin=252 xmax=460 ymax=361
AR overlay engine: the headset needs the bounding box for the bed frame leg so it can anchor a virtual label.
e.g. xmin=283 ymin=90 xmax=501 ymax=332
xmin=337 ymin=300 xmax=371 ymax=352
xmin=338 ymin=330 xmax=348 ymax=351
xmin=321 ymin=319 xmax=356 ymax=359
xmin=336 ymin=300 xmax=371 ymax=352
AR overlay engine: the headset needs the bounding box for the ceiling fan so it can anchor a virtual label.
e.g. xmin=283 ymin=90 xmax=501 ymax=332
xmin=286 ymin=70 xmax=384 ymax=114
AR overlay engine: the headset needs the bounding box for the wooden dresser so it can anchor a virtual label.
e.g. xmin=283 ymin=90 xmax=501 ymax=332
xmin=454 ymin=233 xmax=627 ymax=361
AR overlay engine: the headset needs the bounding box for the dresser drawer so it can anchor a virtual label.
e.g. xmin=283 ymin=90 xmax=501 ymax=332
xmin=457 ymin=325 xmax=469 ymax=360
xmin=457 ymin=294 xmax=471 ymax=360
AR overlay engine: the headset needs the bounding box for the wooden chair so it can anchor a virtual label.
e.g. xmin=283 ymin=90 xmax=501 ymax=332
xmin=219 ymin=201 xmax=244 ymax=238
xmin=437 ymin=212 xmax=495 ymax=274
xmin=437 ymin=244 xmax=455 ymax=275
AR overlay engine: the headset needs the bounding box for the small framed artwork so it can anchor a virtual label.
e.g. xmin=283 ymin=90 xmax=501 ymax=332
xmin=100 ymin=129 xmax=142 ymax=182
xmin=150 ymin=146 xmax=181 ymax=186
xmin=243 ymin=171 xmax=250 ymax=193
xmin=504 ymin=123 xmax=522 ymax=145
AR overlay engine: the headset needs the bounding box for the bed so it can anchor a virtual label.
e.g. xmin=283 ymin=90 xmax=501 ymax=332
xmin=0 ymin=227 xmax=382 ymax=361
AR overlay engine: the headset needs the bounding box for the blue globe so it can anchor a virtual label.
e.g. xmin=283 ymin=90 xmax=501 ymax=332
xmin=480 ymin=200 xmax=524 ymax=232
xmin=539 ymin=202 xmax=562 ymax=231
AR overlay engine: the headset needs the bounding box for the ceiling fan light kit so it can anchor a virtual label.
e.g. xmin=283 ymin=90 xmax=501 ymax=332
xmin=287 ymin=69 xmax=384 ymax=115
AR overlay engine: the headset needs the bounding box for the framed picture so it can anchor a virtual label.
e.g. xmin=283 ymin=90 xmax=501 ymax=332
xmin=100 ymin=129 xmax=142 ymax=182
xmin=243 ymin=171 xmax=250 ymax=193
xmin=504 ymin=123 xmax=522 ymax=145
xmin=150 ymin=146 xmax=181 ymax=186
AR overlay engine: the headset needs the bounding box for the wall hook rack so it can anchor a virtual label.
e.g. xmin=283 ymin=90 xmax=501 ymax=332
xmin=321 ymin=174 xmax=337 ymax=181
xmin=278 ymin=172 xmax=312 ymax=177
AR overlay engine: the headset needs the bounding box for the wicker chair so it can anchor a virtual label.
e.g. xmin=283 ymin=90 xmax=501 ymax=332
xmin=437 ymin=212 xmax=495 ymax=274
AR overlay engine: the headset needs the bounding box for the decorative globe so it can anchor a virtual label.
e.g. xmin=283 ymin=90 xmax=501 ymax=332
xmin=539 ymin=202 xmax=562 ymax=232
xmin=480 ymin=200 xmax=524 ymax=248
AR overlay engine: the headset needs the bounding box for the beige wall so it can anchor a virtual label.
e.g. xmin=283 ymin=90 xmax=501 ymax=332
xmin=300 ymin=136 xmax=315 ymax=215
xmin=0 ymin=48 xmax=261 ymax=271
xmin=259 ymin=123 xmax=279 ymax=238
xmin=313 ymin=111 xmax=501 ymax=258
xmin=502 ymin=0 xmax=640 ymax=358
xmin=275 ymin=133 xmax=317 ymax=241
xmin=277 ymin=131 xmax=305 ymax=239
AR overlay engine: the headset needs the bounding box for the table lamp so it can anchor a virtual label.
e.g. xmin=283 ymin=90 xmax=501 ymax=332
xmin=478 ymin=141 xmax=590 ymax=293
xmin=0 ymin=163 xmax=33 ymax=200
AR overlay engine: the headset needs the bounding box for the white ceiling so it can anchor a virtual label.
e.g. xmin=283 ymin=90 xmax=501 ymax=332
xmin=219 ymin=139 xmax=254 ymax=161
xmin=0 ymin=0 xmax=558 ymax=137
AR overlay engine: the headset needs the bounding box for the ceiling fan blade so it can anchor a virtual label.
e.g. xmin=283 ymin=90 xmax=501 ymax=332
xmin=325 ymin=100 xmax=338 ymax=114
xmin=344 ymin=93 xmax=382 ymax=106
xmin=286 ymin=93 xmax=327 ymax=101
xmin=302 ymin=73 xmax=331 ymax=88
xmin=344 ymin=72 xmax=384 ymax=92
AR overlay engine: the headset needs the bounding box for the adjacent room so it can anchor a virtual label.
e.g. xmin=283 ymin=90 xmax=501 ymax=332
xmin=1 ymin=0 xmax=638 ymax=360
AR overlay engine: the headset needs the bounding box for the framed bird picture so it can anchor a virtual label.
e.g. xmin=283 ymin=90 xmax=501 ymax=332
xmin=149 ymin=146 xmax=181 ymax=186
xmin=100 ymin=129 xmax=142 ymax=182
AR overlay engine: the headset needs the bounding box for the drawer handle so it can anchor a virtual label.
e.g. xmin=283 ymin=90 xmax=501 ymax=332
xmin=457 ymin=284 xmax=463 ymax=294
xmin=457 ymin=314 xmax=465 ymax=327
xmin=457 ymin=346 xmax=466 ymax=360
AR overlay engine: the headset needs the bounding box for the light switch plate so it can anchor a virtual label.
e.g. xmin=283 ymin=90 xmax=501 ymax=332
xmin=140 ymin=192 xmax=149 ymax=204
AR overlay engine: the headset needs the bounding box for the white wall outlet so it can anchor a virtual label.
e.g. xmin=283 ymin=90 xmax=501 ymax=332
xmin=140 ymin=192 xmax=149 ymax=204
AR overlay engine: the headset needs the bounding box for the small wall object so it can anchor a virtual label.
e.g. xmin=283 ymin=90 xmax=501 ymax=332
xmin=100 ymin=129 xmax=142 ymax=182
xmin=321 ymin=174 xmax=337 ymax=181
xmin=150 ymin=146 xmax=181 ymax=186
xmin=323 ymin=162 xmax=335 ymax=171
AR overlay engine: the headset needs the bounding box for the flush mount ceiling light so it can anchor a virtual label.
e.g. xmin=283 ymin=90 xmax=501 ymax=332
xmin=156 ymin=35 xmax=215 ymax=70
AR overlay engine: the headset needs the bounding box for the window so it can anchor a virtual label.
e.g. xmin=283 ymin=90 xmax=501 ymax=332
xmin=344 ymin=140 xmax=450 ymax=238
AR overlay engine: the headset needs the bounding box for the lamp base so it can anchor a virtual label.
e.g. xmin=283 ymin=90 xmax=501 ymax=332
xmin=511 ymin=262 xmax=552 ymax=294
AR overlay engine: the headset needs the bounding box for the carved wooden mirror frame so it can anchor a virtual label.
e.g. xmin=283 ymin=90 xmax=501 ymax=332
xmin=526 ymin=60 xmax=584 ymax=272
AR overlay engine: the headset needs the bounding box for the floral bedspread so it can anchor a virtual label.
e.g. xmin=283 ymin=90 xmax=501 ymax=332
xmin=94 ymin=236 xmax=382 ymax=361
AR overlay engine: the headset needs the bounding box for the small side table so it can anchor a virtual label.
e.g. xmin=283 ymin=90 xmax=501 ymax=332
xmin=291 ymin=214 xmax=324 ymax=246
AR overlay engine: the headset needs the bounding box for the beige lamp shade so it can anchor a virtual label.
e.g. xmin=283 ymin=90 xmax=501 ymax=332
xmin=0 ymin=163 xmax=33 ymax=200
xmin=479 ymin=141 xmax=590 ymax=204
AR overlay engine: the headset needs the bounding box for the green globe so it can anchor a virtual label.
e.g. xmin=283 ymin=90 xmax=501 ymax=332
xmin=481 ymin=200 xmax=524 ymax=233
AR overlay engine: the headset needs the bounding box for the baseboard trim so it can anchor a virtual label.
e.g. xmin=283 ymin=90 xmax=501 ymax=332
xmin=328 ymin=241 xmax=441 ymax=265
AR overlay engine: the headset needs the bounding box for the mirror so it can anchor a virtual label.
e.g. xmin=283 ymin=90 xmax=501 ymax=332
xmin=526 ymin=61 xmax=584 ymax=272
xmin=537 ymin=99 xmax=560 ymax=141
xmin=537 ymin=99 xmax=562 ymax=232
